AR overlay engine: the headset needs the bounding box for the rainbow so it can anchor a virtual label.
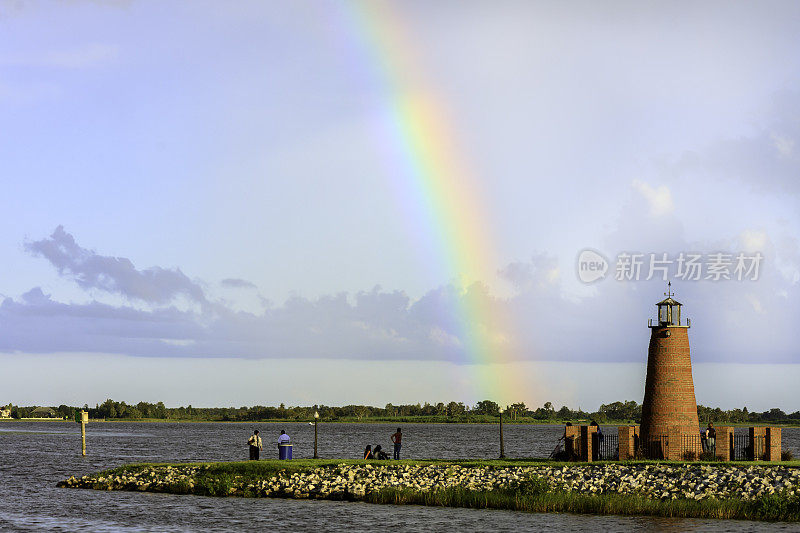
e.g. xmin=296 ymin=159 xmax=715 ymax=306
xmin=337 ymin=1 xmax=528 ymax=404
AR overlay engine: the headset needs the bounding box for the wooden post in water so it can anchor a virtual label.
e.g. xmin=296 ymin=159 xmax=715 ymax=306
xmin=499 ymin=407 xmax=506 ymax=459
xmin=80 ymin=410 xmax=88 ymax=456
xmin=313 ymin=410 xmax=319 ymax=459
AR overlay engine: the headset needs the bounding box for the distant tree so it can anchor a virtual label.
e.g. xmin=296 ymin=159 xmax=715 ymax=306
xmin=557 ymin=405 xmax=573 ymax=420
xmin=446 ymin=401 xmax=466 ymax=417
xmin=765 ymin=408 xmax=787 ymax=421
xmin=508 ymin=402 xmax=527 ymax=420
xmin=56 ymin=404 xmax=74 ymax=419
xmin=473 ymin=400 xmax=500 ymax=416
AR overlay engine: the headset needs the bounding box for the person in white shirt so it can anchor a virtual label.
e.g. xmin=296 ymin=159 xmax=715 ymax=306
xmin=248 ymin=430 xmax=262 ymax=460
xmin=278 ymin=430 xmax=290 ymax=444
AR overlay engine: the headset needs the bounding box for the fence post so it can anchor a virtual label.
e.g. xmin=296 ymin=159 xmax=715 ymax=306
xmin=565 ymin=425 xmax=581 ymax=460
xmin=766 ymin=427 xmax=782 ymax=462
xmin=580 ymin=425 xmax=597 ymax=462
xmin=618 ymin=426 xmax=634 ymax=460
xmin=749 ymin=427 xmax=766 ymax=461
xmin=715 ymin=426 xmax=733 ymax=461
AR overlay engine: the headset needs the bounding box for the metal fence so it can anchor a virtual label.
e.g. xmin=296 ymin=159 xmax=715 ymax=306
xmin=733 ymin=434 xmax=766 ymax=461
xmin=554 ymin=428 xmax=773 ymax=462
xmin=595 ymin=433 xmax=619 ymax=460
xmin=636 ymin=434 xmax=705 ymax=460
xmin=637 ymin=435 xmax=668 ymax=459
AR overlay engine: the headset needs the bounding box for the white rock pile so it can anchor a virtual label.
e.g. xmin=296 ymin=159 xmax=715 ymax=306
xmin=58 ymin=463 xmax=800 ymax=501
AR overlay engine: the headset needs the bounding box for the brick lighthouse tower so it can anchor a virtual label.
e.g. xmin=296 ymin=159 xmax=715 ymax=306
xmin=640 ymin=283 xmax=701 ymax=459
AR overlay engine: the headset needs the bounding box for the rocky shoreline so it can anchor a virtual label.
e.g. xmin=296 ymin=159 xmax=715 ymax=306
xmin=58 ymin=462 xmax=800 ymax=502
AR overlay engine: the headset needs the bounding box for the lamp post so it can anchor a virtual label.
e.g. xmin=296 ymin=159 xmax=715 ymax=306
xmin=499 ymin=406 xmax=506 ymax=459
xmin=313 ymin=410 xmax=319 ymax=459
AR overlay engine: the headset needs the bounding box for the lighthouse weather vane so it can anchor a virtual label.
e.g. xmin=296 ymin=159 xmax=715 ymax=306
xmin=665 ymin=281 xmax=674 ymax=298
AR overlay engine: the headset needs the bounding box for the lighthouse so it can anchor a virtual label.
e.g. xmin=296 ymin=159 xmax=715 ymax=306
xmin=640 ymin=283 xmax=701 ymax=459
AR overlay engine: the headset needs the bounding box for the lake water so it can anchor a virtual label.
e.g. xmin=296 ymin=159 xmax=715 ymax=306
xmin=1 ymin=421 xmax=798 ymax=532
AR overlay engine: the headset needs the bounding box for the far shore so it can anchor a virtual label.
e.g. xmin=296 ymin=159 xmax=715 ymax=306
xmin=4 ymin=417 xmax=800 ymax=427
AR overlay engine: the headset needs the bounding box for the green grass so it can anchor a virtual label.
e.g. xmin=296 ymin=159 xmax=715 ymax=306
xmin=366 ymin=484 xmax=800 ymax=522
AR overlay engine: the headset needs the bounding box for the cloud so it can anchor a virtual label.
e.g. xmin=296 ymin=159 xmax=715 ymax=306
xmin=221 ymin=278 xmax=257 ymax=289
xmin=0 ymin=283 xmax=485 ymax=361
xmin=632 ymin=180 xmax=674 ymax=216
xmin=25 ymin=226 xmax=207 ymax=305
xmin=771 ymin=133 xmax=795 ymax=157
xmin=4 ymin=226 xmax=798 ymax=365
xmin=499 ymin=253 xmax=560 ymax=293
xmin=671 ymin=90 xmax=800 ymax=195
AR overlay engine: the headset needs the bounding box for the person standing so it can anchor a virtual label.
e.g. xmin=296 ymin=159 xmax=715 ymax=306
xmin=706 ymin=422 xmax=716 ymax=456
xmin=391 ymin=427 xmax=402 ymax=460
xmin=248 ymin=430 xmax=262 ymax=460
xmin=277 ymin=429 xmax=291 ymax=460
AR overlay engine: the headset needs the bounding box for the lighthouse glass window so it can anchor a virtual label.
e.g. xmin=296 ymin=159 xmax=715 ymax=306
xmin=659 ymin=303 xmax=680 ymax=325
xmin=659 ymin=304 xmax=673 ymax=325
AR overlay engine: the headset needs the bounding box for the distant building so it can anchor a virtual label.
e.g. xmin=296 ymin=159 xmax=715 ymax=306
xmin=31 ymin=406 xmax=57 ymax=418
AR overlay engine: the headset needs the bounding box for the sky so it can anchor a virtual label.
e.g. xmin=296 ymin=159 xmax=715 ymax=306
xmin=1 ymin=0 xmax=799 ymax=411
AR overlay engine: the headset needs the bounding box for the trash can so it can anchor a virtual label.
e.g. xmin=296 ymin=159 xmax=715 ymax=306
xmin=278 ymin=443 xmax=293 ymax=460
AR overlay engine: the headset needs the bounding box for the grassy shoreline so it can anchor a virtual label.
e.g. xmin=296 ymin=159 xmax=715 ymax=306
xmin=60 ymin=460 xmax=800 ymax=522
xmin=366 ymin=485 xmax=800 ymax=522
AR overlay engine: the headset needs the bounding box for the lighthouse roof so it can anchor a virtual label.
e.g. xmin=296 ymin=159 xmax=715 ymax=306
xmin=656 ymin=296 xmax=682 ymax=306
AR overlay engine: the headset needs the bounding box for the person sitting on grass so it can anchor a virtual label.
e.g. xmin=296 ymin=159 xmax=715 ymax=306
xmin=373 ymin=445 xmax=389 ymax=460
xmin=363 ymin=444 xmax=373 ymax=460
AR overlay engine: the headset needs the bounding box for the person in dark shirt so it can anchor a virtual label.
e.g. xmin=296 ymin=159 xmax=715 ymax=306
xmin=363 ymin=444 xmax=373 ymax=460
xmin=391 ymin=428 xmax=402 ymax=460
xmin=706 ymin=423 xmax=716 ymax=455
xmin=373 ymin=445 xmax=389 ymax=460
xmin=247 ymin=430 xmax=262 ymax=460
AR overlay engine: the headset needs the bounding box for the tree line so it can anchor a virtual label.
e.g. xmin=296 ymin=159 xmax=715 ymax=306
xmin=4 ymin=399 xmax=800 ymax=424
